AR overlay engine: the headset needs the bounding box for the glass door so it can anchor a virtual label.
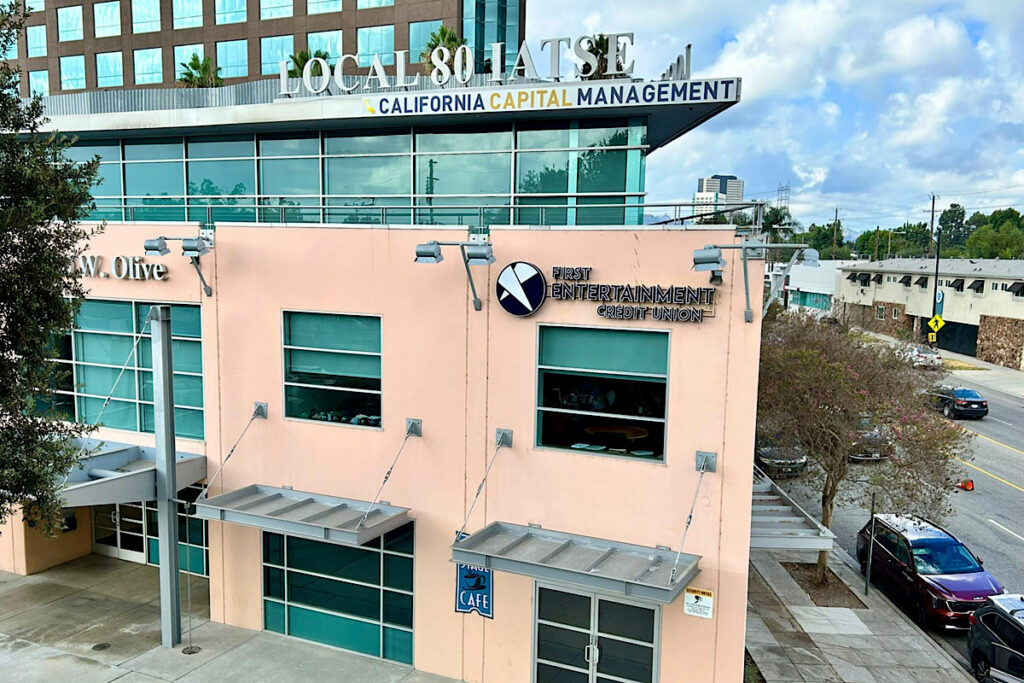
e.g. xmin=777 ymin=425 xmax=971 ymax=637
xmin=92 ymin=502 xmax=148 ymax=563
xmin=534 ymin=586 xmax=659 ymax=683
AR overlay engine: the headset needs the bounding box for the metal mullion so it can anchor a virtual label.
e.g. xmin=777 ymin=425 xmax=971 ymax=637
xmin=537 ymin=364 xmax=666 ymax=380
xmin=283 ymin=344 xmax=381 ymax=358
xmin=593 ymin=629 xmax=656 ymax=648
xmin=536 ymin=405 xmax=666 ymax=424
xmin=513 ymin=144 xmax=649 ymax=155
xmin=379 ymin=539 xmax=384 ymax=659
xmin=535 ymin=658 xmax=591 ymax=676
xmin=283 ymin=381 xmax=381 ymax=396
xmin=536 ymin=618 xmax=591 ymax=636
xmin=283 ymin=565 xmax=402 ymax=594
xmin=136 ymin=367 xmax=204 ymax=378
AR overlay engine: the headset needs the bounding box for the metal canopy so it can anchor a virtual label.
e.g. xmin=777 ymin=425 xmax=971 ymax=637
xmin=1009 ymin=281 xmax=1024 ymax=294
xmin=451 ymin=522 xmax=700 ymax=604
xmin=857 ymin=273 xmax=871 ymax=284
xmin=846 ymin=273 xmax=858 ymax=281
xmin=950 ymin=278 xmax=965 ymax=290
xmin=968 ymin=279 xmax=985 ymax=292
xmin=871 ymin=273 xmax=882 ymax=283
xmin=899 ymin=275 xmax=912 ymax=285
xmin=62 ymin=439 xmax=206 ymax=508
xmin=915 ymin=276 xmax=929 ymax=287
xmin=194 ymin=484 xmax=410 ymax=547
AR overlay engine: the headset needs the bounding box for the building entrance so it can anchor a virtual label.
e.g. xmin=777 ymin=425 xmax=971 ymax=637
xmin=93 ymin=502 xmax=147 ymax=563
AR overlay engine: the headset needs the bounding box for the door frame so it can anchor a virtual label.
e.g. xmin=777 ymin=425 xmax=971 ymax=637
xmin=531 ymin=581 xmax=662 ymax=683
xmin=92 ymin=502 xmax=148 ymax=564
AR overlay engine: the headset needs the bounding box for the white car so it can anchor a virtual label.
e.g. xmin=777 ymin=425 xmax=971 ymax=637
xmin=903 ymin=346 xmax=942 ymax=369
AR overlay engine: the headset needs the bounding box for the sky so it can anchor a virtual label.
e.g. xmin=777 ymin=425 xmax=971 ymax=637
xmin=525 ymin=0 xmax=1024 ymax=235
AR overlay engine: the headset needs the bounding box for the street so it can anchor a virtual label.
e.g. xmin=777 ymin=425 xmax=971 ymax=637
xmin=787 ymin=370 xmax=1024 ymax=663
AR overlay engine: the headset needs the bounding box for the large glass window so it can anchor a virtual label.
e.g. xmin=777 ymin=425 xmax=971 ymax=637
xmin=172 ymin=0 xmax=202 ymax=28
xmin=174 ymin=44 xmax=203 ymax=78
xmin=26 ymin=0 xmax=45 ymax=11
xmin=307 ymin=0 xmax=339 ymax=14
xmin=145 ymin=484 xmax=209 ymax=575
xmin=215 ymin=0 xmax=246 ymax=23
xmin=307 ymin=30 xmax=342 ymax=65
xmin=408 ymin=20 xmax=440 ymax=63
xmin=123 ymin=138 xmax=184 ymax=220
xmin=216 ymin=39 xmax=247 ymax=77
xmin=283 ymin=312 xmax=381 ymax=426
xmin=28 ymin=69 xmax=48 ymax=96
xmin=1 ymin=33 xmax=15 ymax=60
xmin=357 ymin=25 xmax=393 ymax=66
xmin=262 ymin=524 xmax=413 ymax=664
xmin=96 ymin=51 xmax=124 ymax=87
xmin=26 ymin=24 xmax=46 ymax=57
xmin=259 ymin=135 xmax=320 ymax=223
xmin=357 ymin=0 xmax=393 ymax=7
xmin=536 ymin=326 xmax=668 ymax=461
xmin=260 ymin=35 xmax=293 ymax=75
xmin=186 ymin=135 xmax=255 ymax=220
xmin=134 ymin=47 xmax=162 ymax=84
xmin=59 ymin=55 xmax=86 ymax=90
xmin=260 ymin=0 xmax=291 ymax=19
xmin=57 ymin=6 xmax=83 ymax=41
xmin=43 ymin=300 xmax=205 ymax=439
xmin=93 ymin=1 xmax=121 ymax=37
xmin=131 ymin=0 xmax=161 ymax=33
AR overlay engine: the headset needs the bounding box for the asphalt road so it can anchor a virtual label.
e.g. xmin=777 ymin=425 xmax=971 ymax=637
xmin=786 ymin=372 xmax=1024 ymax=662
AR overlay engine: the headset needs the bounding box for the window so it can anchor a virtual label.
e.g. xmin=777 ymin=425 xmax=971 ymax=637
xmin=174 ymin=44 xmax=203 ymax=78
xmin=536 ymin=326 xmax=668 ymax=461
xmin=892 ymin=308 xmax=899 ymax=320
xmin=95 ymin=51 xmax=123 ymax=87
xmin=2 ymin=32 xmax=16 ymax=59
xmin=357 ymin=0 xmax=392 ymax=6
xmin=216 ymin=0 xmax=246 ymax=23
xmin=26 ymin=24 xmax=46 ymax=57
xmin=132 ymin=0 xmax=161 ymax=32
xmin=262 ymin=523 xmax=413 ymax=664
xmin=259 ymin=135 xmax=321 ymax=222
xmin=173 ymin=0 xmax=202 ymax=28
xmin=408 ymin=20 xmax=440 ymax=63
xmin=134 ymin=47 xmax=162 ymax=84
xmin=25 ymin=0 xmax=45 ymax=10
xmin=357 ymin=25 xmax=393 ymax=66
xmin=260 ymin=0 xmax=292 ymax=19
xmin=216 ymin=39 xmax=247 ymax=77
xmin=59 ymin=55 xmax=86 ymax=89
xmin=186 ymin=135 xmax=256 ymax=221
xmin=57 ymin=6 xmax=83 ymax=41
xmin=307 ymin=0 xmax=340 ymax=14
xmin=260 ymin=35 xmax=293 ymax=75
xmin=874 ymin=306 xmax=885 ymax=320
xmin=282 ymin=312 xmax=382 ymax=426
xmin=993 ymin=616 xmax=1024 ymax=653
xmin=93 ymin=1 xmax=121 ymax=37
xmin=307 ymin=30 xmax=342 ymax=65
xmin=42 ymin=300 xmax=204 ymax=439
xmin=28 ymin=69 xmax=48 ymax=96
xmin=144 ymin=484 xmax=209 ymax=575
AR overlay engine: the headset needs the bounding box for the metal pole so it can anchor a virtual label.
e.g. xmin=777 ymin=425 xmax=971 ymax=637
xmin=864 ymin=492 xmax=876 ymax=597
xmin=741 ymin=247 xmax=753 ymax=323
xmin=150 ymin=305 xmax=181 ymax=648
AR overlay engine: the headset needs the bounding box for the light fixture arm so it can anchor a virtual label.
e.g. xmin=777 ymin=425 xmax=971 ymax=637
xmin=704 ymin=242 xmax=811 ymax=324
xmin=189 ymin=256 xmax=214 ymax=297
xmin=762 ymin=248 xmax=805 ymax=318
xmin=459 ymin=244 xmax=483 ymax=312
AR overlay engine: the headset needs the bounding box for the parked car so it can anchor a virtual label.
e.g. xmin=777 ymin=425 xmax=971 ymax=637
xmin=902 ymin=346 xmax=943 ymax=369
xmin=856 ymin=514 xmax=1005 ymax=629
xmin=968 ymin=593 xmax=1024 ymax=682
xmin=931 ymin=385 xmax=989 ymax=419
xmin=754 ymin=439 xmax=807 ymax=478
xmin=850 ymin=415 xmax=892 ymax=462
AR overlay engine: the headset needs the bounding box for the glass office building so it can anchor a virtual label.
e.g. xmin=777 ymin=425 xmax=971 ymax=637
xmin=0 ymin=60 xmax=769 ymax=682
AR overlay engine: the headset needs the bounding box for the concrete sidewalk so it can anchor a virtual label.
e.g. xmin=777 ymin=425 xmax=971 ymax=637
xmin=746 ymin=548 xmax=972 ymax=682
xmin=0 ymin=554 xmax=459 ymax=683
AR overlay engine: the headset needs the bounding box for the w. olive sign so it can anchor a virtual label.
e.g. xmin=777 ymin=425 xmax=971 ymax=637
xmin=70 ymin=255 xmax=168 ymax=281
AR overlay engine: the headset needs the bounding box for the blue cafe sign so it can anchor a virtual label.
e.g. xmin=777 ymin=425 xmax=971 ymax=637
xmin=455 ymin=532 xmax=493 ymax=618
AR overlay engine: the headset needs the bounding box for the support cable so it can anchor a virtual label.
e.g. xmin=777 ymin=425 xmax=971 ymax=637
xmin=668 ymin=460 xmax=708 ymax=586
xmin=457 ymin=442 xmax=506 ymax=540
xmin=198 ymin=405 xmax=262 ymax=501
xmin=357 ymin=432 xmax=413 ymax=530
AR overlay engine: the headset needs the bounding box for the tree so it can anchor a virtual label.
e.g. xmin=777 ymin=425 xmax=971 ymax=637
xmin=288 ymin=49 xmax=331 ymax=78
xmin=758 ymin=313 xmax=970 ymax=583
xmin=420 ymin=25 xmax=465 ymax=75
xmin=581 ymin=34 xmax=626 ymax=80
xmin=964 ymin=221 xmax=1024 ymax=259
xmin=0 ymin=4 xmax=101 ymax=534
xmin=938 ymin=203 xmax=968 ymax=246
xmin=761 ymin=206 xmax=797 ymax=243
xmin=177 ymin=54 xmax=223 ymax=88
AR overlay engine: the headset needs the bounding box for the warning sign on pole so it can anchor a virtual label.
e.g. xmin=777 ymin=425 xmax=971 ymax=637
xmin=928 ymin=332 xmax=937 ymax=343
xmin=928 ymin=315 xmax=945 ymax=333
xmin=684 ymin=587 xmax=714 ymax=619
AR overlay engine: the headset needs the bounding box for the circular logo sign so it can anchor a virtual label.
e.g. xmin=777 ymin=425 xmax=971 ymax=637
xmin=936 ymin=290 xmax=944 ymax=304
xmin=496 ymin=262 xmax=546 ymax=317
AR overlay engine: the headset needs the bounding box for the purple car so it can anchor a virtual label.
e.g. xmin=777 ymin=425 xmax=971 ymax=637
xmin=856 ymin=514 xmax=1005 ymax=629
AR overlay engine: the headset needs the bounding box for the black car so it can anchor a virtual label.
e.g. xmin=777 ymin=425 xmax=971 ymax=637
xmin=932 ymin=385 xmax=989 ymax=419
xmin=968 ymin=594 xmax=1024 ymax=682
xmin=754 ymin=440 xmax=807 ymax=478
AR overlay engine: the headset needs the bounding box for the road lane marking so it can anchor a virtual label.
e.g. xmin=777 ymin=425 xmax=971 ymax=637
xmin=988 ymin=519 xmax=1024 ymax=544
xmin=989 ymin=417 xmax=1014 ymax=427
xmin=955 ymin=458 xmax=1024 ymax=494
xmin=961 ymin=428 xmax=1024 ymax=458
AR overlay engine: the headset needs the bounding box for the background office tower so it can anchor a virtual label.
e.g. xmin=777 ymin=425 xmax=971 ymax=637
xmin=697 ymin=174 xmax=744 ymax=203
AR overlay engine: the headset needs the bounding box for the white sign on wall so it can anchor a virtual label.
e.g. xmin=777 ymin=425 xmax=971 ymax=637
xmin=684 ymin=587 xmax=714 ymax=619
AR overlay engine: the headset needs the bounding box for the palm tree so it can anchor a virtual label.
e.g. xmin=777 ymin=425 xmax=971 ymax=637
xmin=582 ymin=34 xmax=625 ymax=80
xmin=420 ymin=25 xmax=466 ymax=75
xmin=288 ymin=50 xmax=331 ymax=78
xmin=177 ymin=54 xmax=223 ymax=88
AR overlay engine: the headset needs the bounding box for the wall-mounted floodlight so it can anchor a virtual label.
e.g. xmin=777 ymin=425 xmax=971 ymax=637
xmin=709 ymin=270 xmax=723 ymax=286
xmin=142 ymin=233 xmax=214 ymax=297
xmin=802 ymin=248 xmax=820 ymax=267
xmin=413 ymin=240 xmax=496 ymax=312
xmin=692 ymin=247 xmax=727 ymax=272
xmin=144 ymin=238 xmax=170 ymax=256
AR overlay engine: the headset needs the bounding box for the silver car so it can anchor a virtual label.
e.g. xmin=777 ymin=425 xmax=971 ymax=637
xmin=905 ymin=346 xmax=942 ymax=369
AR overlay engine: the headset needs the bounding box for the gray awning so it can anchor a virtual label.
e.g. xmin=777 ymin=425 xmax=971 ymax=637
xmin=451 ymin=522 xmax=700 ymax=604
xmin=915 ymin=276 xmax=929 ymax=287
xmin=871 ymin=273 xmax=882 ymax=283
xmin=857 ymin=273 xmax=871 ymax=283
xmin=950 ymin=278 xmax=965 ymax=291
xmin=62 ymin=439 xmax=206 ymax=507
xmin=899 ymin=275 xmax=912 ymax=285
xmin=194 ymin=485 xmax=409 ymax=547
xmin=846 ymin=273 xmax=858 ymax=281
xmin=968 ymin=279 xmax=985 ymax=292
xmin=1009 ymin=281 xmax=1024 ymax=294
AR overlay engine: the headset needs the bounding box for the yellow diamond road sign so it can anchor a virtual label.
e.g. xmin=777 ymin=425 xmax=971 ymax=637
xmin=928 ymin=315 xmax=945 ymax=332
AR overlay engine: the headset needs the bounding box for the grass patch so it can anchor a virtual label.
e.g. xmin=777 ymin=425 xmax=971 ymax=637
xmin=781 ymin=562 xmax=867 ymax=609
xmin=744 ymin=650 xmax=766 ymax=683
xmin=943 ymin=358 xmax=986 ymax=371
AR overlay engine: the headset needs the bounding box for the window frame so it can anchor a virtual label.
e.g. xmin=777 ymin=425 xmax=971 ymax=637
xmin=875 ymin=306 xmax=885 ymax=320
xmin=172 ymin=0 xmax=203 ymax=29
xmin=26 ymin=23 xmax=46 ymax=57
xmin=93 ymin=0 xmax=121 ymax=38
xmin=533 ymin=323 xmax=671 ymax=464
xmin=131 ymin=0 xmax=161 ymax=34
xmin=281 ymin=308 xmax=383 ymax=430
xmin=57 ymin=5 xmax=84 ymax=42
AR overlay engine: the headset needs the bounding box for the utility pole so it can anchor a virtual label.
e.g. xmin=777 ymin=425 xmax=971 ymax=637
xmin=927 ymin=193 xmax=937 ymax=257
xmin=886 ymin=230 xmax=893 ymax=259
xmin=831 ymin=207 xmax=839 ymax=259
xmin=873 ymin=226 xmax=880 ymax=261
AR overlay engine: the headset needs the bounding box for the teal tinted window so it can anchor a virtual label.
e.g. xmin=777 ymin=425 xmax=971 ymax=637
xmin=287 ymin=536 xmax=379 ymax=582
xmin=261 ymin=35 xmax=293 ymax=75
xmin=26 ymin=24 xmax=46 ymax=57
xmin=288 ymin=606 xmax=380 ymax=656
xmin=94 ymin=164 xmax=123 ymax=197
xmin=28 ymin=70 xmax=48 ymax=97
xmin=173 ymin=0 xmax=202 ymax=28
xmin=307 ymin=0 xmax=340 ymax=14
xmin=383 ymin=554 xmax=412 ymax=591
xmin=125 ymin=139 xmax=182 ymax=161
xmin=93 ymin=1 xmax=120 ymax=37
xmin=260 ymin=135 xmax=319 ymax=157
xmin=307 ymin=30 xmax=342 ymax=64
xmin=78 ymin=396 xmax=137 ymax=430
xmin=263 ymin=532 xmax=284 ymax=564
xmin=383 ymin=627 xmax=412 ymax=664
xmin=260 ymin=0 xmax=291 ymax=20
xmin=67 ymin=141 xmax=121 ymax=163
xmin=517 ymin=126 xmax=570 ymax=149
xmin=133 ymin=47 xmax=163 ymax=85
xmin=138 ymin=339 xmax=202 ymax=373
xmin=288 ymin=571 xmax=379 ymax=619
xmin=579 ymin=121 xmax=629 ymax=147
xmin=325 ymin=133 xmax=409 ymax=155
xmin=140 ymin=405 xmax=204 ymax=439
xmin=131 ymin=0 xmax=161 ymax=33
xmin=139 ymin=372 xmax=203 ymax=407
xmin=75 ymin=332 xmax=136 ymax=364
xmin=59 ymin=55 xmax=85 ymax=90
xmin=577 ymin=149 xmax=626 ymax=193
xmin=416 ymin=129 xmax=512 ymax=153
xmin=383 ymin=523 xmax=413 ymax=554
xmin=264 ymin=566 xmax=284 ymax=599
xmin=409 ymin=20 xmax=441 ymax=63
xmin=383 ymin=592 xmax=412 ymax=627
xmin=357 ymin=0 xmax=393 ymax=6
xmin=77 ymin=365 xmax=136 ymax=399
xmin=215 ymin=0 xmax=246 ymax=23
xmin=125 ymin=161 xmax=184 ymax=199
xmin=57 ymin=6 xmax=83 ymax=41
xmin=356 ymin=25 xmax=394 ymax=67
xmin=325 ymin=156 xmax=410 ymax=196
xmin=187 ymin=159 xmax=253 ymax=197
xmin=517 ymin=152 xmax=569 ymax=193
xmin=76 ymin=300 xmax=134 ymax=332
xmin=284 ymin=313 xmax=381 ymax=352
xmin=135 ymin=303 xmax=201 ymax=337
xmin=261 ymin=158 xmax=319 ymax=196
xmin=174 ymin=44 xmax=203 ymax=78
xmin=416 ymin=153 xmax=510 ymax=195
xmin=187 ymin=136 xmax=253 ymax=159
xmin=264 ymin=600 xmax=285 ymax=632
xmin=216 ymin=40 xmax=247 ymax=77
xmin=539 ymin=326 xmax=667 ymax=375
